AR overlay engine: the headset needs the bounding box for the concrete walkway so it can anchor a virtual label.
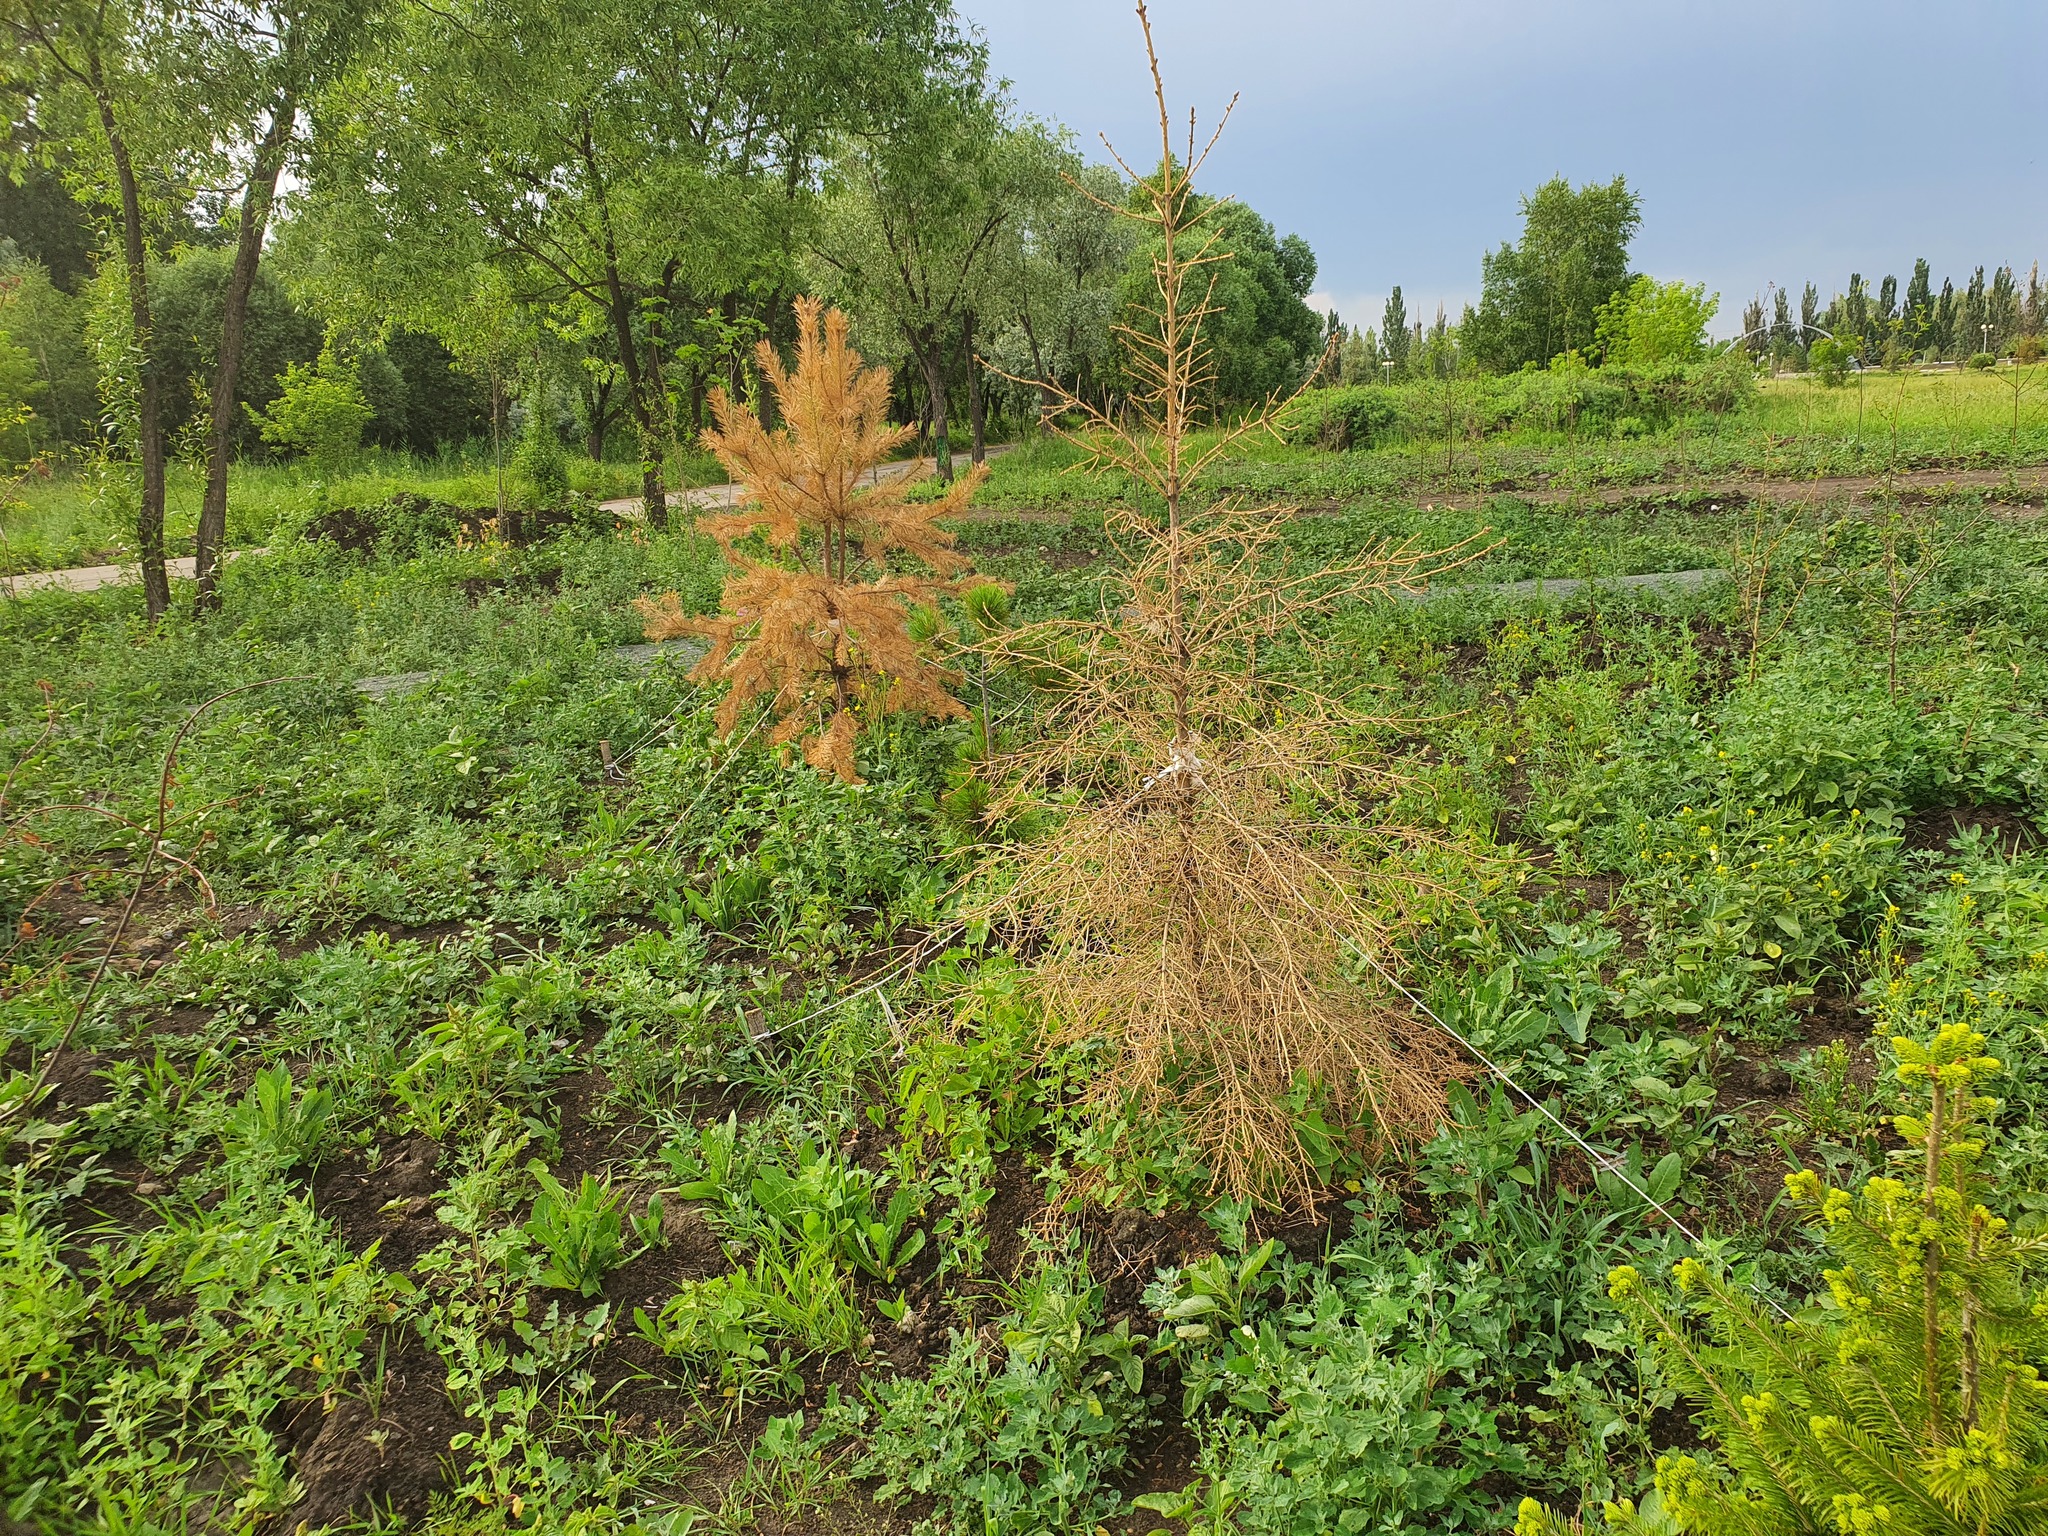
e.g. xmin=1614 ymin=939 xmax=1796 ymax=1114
xmin=596 ymin=446 xmax=1014 ymax=520
xmin=1392 ymin=567 xmax=1728 ymax=604
xmin=5 ymin=549 xmax=260 ymax=597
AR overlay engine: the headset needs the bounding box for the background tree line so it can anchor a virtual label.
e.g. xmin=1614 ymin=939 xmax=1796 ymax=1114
xmin=1328 ymin=176 xmax=2043 ymax=392
xmin=0 ymin=0 xmax=1329 ymax=616
xmin=1737 ymin=259 xmax=2044 ymax=369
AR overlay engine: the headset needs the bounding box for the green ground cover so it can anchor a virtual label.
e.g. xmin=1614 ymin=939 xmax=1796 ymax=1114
xmin=2 ymin=409 xmax=2047 ymax=1533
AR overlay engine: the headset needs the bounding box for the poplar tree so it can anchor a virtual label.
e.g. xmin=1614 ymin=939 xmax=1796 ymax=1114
xmin=1381 ymin=285 xmax=1409 ymax=375
xmin=1906 ymin=259 xmax=1934 ymax=351
xmin=1989 ymin=265 xmax=2019 ymax=352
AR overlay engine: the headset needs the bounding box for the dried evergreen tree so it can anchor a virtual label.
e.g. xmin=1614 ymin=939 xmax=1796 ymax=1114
xmin=969 ymin=3 xmax=1477 ymax=1202
xmin=635 ymin=297 xmax=987 ymax=782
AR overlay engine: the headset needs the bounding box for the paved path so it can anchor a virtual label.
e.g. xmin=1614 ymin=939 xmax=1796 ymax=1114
xmin=1391 ymin=567 xmax=1728 ymax=604
xmin=5 ymin=548 xmax=261 ymax=597
xmin=598 ymin=447 xmax=1015 ymax=520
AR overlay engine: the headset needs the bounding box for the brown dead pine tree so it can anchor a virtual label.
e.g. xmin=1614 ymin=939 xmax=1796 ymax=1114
xmin=635 ymin=297 xmax=988 ymax=783
xmin=968 ymin=1 xmax=1480 ymax=1202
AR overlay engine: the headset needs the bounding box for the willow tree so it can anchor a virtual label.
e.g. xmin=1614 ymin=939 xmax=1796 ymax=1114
xmin=3 ymin=0 xmax=178 ymax=617
xmin=812 ymin=66 xmax=1056 ymax=482
xmin=175 ymin=0 xmax=375 ymax=611
xmin=312 ymin=0 xmax=969 ymax=526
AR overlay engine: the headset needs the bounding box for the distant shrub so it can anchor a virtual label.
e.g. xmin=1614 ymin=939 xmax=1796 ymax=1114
xmin=1808 ymin=337 xmax=1855 ymax=386
xmin=1968 ymin=350 xmax=1997 ymax=370
xmin=251 ymin=353 xmax=373 ymax=475
xmin=1282 ymin=357 xmax=1754 ymax=451
xmin=1669 ymin=351 xmax=1757 ymax=414
xmin=512 ymin=385 xmax=571 ymax=508
xmin=2016 ymin=334 xmax=2044 ymax=364
xmin=1281 ymin=385 xmax=1401 ymax=450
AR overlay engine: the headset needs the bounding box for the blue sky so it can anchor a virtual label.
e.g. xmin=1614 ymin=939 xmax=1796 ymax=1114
xmin=956 ymin=0 xmax=2048 ymax=339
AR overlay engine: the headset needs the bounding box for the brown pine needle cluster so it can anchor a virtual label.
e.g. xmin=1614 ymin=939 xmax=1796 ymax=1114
xmin=970 ymin=2 xmax=1482 ymax=1201
xmin=635 ymin=297 xmax=989 ymax=781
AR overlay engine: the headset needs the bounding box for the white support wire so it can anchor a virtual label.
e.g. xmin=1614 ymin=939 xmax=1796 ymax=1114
xmin=740 ymin=931 xmax=957 ymax=1048
xmin=1353 ymin=946 xmax=1798 ymax=1324
xmin=675 ymin=771 xmax=1793 ymax=1325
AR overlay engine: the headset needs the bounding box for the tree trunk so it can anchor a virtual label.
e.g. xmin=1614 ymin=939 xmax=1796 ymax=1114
xmin=722 ymin=292 xmax=744 ymax=400
xmin=640 ymin=453 xmax=666 ymax=530
xmin=94 ymin=77 xmax=168 ymax=621
xmin=195 ymin=96 xmax=295 ymax=615
xmin=581 ymin=372 xmax=613 ymax=460
xmin=1019 ymin=310 xmax=1056 ymax=430
xmin=605 ymin=299 xmax=664 ymax=529
xmin=756 ymin=290 xmax=781 ymax=431
xmin=582 ymin=124 xmax=664 ymax=528
xmin=490 ymin=368 xmax=516 ymax=542
xmin=962 ymin=309 xmax=985 ymax=465
xmin=911 ymin=360 xmax=930 ymax=456
xmin=919 ymin=334 xmax=951 ymax=484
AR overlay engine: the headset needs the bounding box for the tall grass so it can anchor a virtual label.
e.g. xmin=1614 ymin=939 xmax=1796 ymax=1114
xmin=969 ymin=365 xmax=2048 ymax=514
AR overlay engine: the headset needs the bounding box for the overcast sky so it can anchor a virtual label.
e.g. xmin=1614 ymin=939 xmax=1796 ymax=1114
xmin=956 ymin=0 xmax=2048 ymax=338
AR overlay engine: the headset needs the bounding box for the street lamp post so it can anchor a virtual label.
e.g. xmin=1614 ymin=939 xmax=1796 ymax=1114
xmin=1983 ymin=322 xmax=1995 ymax=361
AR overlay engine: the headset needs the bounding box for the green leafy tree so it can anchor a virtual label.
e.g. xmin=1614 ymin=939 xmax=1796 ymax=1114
xmin=813 ymin=61 xmax=1037 ymax=482
xmin=150 ymin=246 xmax=321 ymax=450
xmin=1467 ymin=175 xmax=1640 ymax=371
xmin=252 ymin=349 xmax=370 ymax=476
xmin=986 ymin=154 xmax=1136 ymax=428
xmin=0 ymin=249 xmax=95 ymax=453
xmin=1810 ymin=336 xmax=1855 ymax=386
xmin=511 ymin=368 xmax=569 ymax=512
xmin=0 ymin=153 xmax=95 ymax=292
xmin=0 ymin=323 xmax=41 ymax=462
xmin=1595 ymin=276 xmax=1719 ymax=369
xmin=1906 ymin=258 xmax=1935 ymax=351
xmin=1113 ymin=189 xmax=1323 ymax=405
xmin=169 ymin=0 xmax=377 ymax=611
xmin=313 ymin=0 xmax=967 ymax=525
xmin=1593 ymin=1022 xmax=2048 ymax=1536
xmin=1382 ymin=285 xmax=1409 ymax=376
xmin=3 ymin=0 xmax=185 ymax=616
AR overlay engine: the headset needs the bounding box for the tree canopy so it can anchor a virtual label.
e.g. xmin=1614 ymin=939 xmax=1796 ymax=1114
xmin=1114 ymin=189 xmax=1324 ymax=406
xmin=1467 ymin=174 xmax=1641 ymax=371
